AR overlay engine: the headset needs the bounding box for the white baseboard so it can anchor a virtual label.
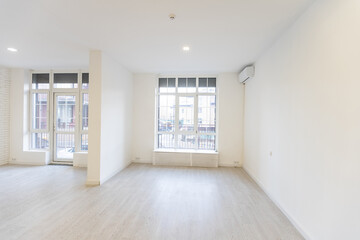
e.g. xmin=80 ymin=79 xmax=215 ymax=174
xmin=73 ymin=163 xmax=87 ymax=168
xmin=0 ymin=160 xmax=8 ymax=166
xmin=9 ymin=160 xmax=46 ymax=166
xmin=86 ymin=179 xmax=100 ymax=186
xmin=242 ymin=166 xmax=311 ymax=240
xmin=132 ymin=159 xmax=152 ymax=164
xmin=218 ymin=162 xmax=239 ymax=167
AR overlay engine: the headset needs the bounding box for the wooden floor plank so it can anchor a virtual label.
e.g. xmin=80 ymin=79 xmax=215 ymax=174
xmin=0 ymin=163 xmax=303 ymax=240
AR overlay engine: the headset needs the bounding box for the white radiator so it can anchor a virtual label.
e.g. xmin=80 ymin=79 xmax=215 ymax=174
xmin=153 ymin=150 xmax=219 ymax=168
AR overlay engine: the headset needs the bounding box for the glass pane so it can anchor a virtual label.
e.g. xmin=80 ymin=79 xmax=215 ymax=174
xmin=198 ymin=135 xmax=216 ymax=150
xmin=199 ymin=78 xmax=207 ymax=93
xmin=32 ymin=93 xmax=48 ymax=130
xmin=54 ymin=73 xmax=78 ymax=88
xmin=31 ymin=133 xmax=49 ymax=149
xmin=159 ymin=78 xmax=167 ymax=87
xmin=81 ymin=134 xmax=88 ymax=151
xmin=32 ymin=73 xmax=49 ymax=89
xmin=56 ymin=95 xmax=76 ymax=132
xmin=199 ymin=78 xmax=207 ymax=87
xmin=178 ymin=78 xmax=186 ymax=93
xmin=158 ymin=95 xmax=175 ymax=132
xmin=208 ymin=78 xmax=216 ymax=93
xmin=178 ymin=78 xmax=186 ymax=87
xmin=168 ymin=78 xmax=175 ymax=87
xmin=56 ymin=134 xmax=75 ymax=159
xmin=82 ymin=73 xmax=89 ymax=89
xmin=198 ymin=96 xmax=216 ymax=133
xmin=179 ymin=96 xmax=194 ymax=132
xmin=188 ymin=78 xmax=196 ymax=93
xmin=168 ymin=78 xmax=176 ymax=93
xmin=178 ymin=135 xmax=196 ymax=149
xmin=82 ymin=93 xmax=89 ymax=130
xmin=159 ymin=78 xmax=175 ymax=93
xmin=159 ymin=78 xmax=167 ymax=93
xmin=158 ymin=134 xmax=175 ymax=148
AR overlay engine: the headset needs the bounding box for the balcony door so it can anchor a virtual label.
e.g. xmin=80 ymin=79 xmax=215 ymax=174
xmin=53 ymin=93 xmax=78 ymax=162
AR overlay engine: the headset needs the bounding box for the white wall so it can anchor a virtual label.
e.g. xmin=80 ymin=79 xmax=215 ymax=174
xmin=73 ymin=152 xmax=88 ymax=168
xmin=87 ymin=50 xmax=133 ymax=185
xmin=0 ymin=67 xmax=10 ymax=165
xmin=87 ymin=51 xmax=102 ymax=184
xmin=217 ymin=73 xmax=244 ymax=166
xmin=9 ymin=68 xmax=49 ymax=165
xmin=243 ymin=0 xmax=360 ymax=239
xmin=132 ymin=74 xmax=157 ymax=163
xmin=132 ymin=73 xmax=244 ymax=166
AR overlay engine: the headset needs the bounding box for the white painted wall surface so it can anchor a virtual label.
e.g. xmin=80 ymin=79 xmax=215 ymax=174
xmin=87 ymin=51 xmax=102 ymax=184
xmin=73 ymin=152 xmax=88 ymax=168
xmin=244 ymin=0 xmax=360 ymax=239
xmin=0 ymin=67 xmax=10 ymax=165
xmin=100 ymin=53 xmax=133 ymax=183
xmin=87 ymin=51 xmax=133 ymax=185
xmin=132 ymin=74 xmax=157 ymax=163
xmin=132 ymin=73 xmax=244 ymax=166
xmin=9 ymin=68 xmax=49 ymax=165
xmin=217 ymin=73 xmax=244 ymax=166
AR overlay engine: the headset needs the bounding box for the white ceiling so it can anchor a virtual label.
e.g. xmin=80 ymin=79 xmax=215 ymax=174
xmin=0 ymin=0 xmax=314 ymax=73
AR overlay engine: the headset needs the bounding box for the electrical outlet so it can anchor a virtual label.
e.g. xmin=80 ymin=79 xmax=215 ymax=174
xmin=12 ymin=158 xmax=16 ymax=161
xmin=135 ymin=157 xmax=140 ymax=161
xmin=234 ymin=161 xmax=239 ymax=167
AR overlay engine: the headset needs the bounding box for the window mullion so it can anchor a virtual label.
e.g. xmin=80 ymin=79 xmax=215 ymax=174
xmin=175 ymin=93 xmax=179 ymax=149
xmin=194 ymin=94 xmax=199 ymax=150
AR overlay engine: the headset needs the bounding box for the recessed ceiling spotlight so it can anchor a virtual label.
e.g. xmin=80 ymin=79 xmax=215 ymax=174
xmin=182 ymin=46 xmax=190 ymax=52
xmin=7 ymin=47 xmax=18 ymax=52
xmin=169 ymin=13 xmax=176 ymax=20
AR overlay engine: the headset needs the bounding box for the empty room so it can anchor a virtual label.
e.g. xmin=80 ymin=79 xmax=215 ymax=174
xmin=0 ymin=0 xmax=359 ymax=239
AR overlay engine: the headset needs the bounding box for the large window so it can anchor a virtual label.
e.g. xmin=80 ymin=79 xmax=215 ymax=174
xmin=157 ymin=77 xmax=217 ymax=151
xmin=30 ymin=72 xmax=89 ymax=155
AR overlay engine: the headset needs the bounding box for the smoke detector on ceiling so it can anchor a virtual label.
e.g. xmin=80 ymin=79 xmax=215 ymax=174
xmin=169 ymin=14 xmax=176 ymax=20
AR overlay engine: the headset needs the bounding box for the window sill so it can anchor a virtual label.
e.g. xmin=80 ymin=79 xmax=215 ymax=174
xmin=154 ymin=149 xmax=218 ymax=155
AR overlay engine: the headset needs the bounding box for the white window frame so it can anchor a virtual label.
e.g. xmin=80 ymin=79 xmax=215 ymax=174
xmin=53 ymin=92 xmax=79 ymax=162
xmin=29 ymin=70 xmax=89 ymax=160
xmin=30 ymin=72 xmax=50 ymax=150
xmin=155 ymin=76 xmax=218 ymax=152
xmin=79 ymin=73 xmax=89 ymax=152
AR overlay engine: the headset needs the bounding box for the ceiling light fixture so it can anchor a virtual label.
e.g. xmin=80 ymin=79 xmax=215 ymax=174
xmin=7 ymin=47 xmax=18 ymax=52
xmin=182 ymin=46 xmax=190 ymax=52
xmin=169 ymin=14 xmax=176 ymax=20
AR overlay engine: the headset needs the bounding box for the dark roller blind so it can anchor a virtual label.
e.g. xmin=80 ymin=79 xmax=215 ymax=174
xmin=178 ymin=78 xmax=186 ymax=87
xmin=54 ymin=73 xmax=78 ymax=84
xmin=159 ymin=78 xmax=167 ymax=88
xmin=168 ymin=78 xmax=176 ymax=87
xmin=32 ymin=73 xmax=49 ymax=84
xmin=199 ymin=78 xmax=207 ymax=87
xmin=208 ymin=78 xmax=216 ymax=87
xmin=188 ymin=78 xmax=196 ymax=87
xmin=82 ymin=73 xmax=89 ymax=84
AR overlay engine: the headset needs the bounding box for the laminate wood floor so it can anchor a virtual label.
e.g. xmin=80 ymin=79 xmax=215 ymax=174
xmin=0 ymin=163 xmax=303 ymax=240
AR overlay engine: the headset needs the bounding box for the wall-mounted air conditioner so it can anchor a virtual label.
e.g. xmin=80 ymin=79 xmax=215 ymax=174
xmin=239 ymin=65 xmax=255 ymax=84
